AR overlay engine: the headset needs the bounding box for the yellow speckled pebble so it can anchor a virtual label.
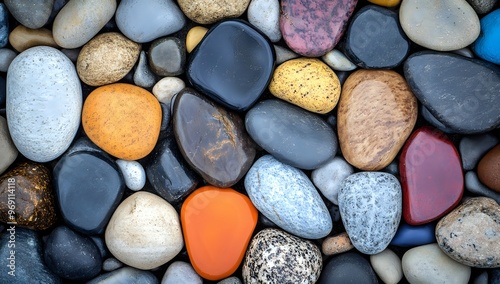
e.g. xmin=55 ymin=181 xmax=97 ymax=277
xmin=269 ymin=58 xmax=341 ymax=114
xmin=367 ymin=0 xmax=401 ymax=7
xmin=186 ymin=26 xmax=208 ymax=53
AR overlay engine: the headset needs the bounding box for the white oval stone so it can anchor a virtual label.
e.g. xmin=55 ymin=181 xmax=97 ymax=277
xmin=116 ymin=159 xmax=146 ymax=191
xmin=161 ymin=261 xmax=202 ymax=284
xmin=322 ymin=49 xmax=357 ymax=71
xmin=152 ymin=77 xmax=186 ymax=104
xmin=105 ymin=191 xmax=184 ymax=270
xmin=7 ymin=46 xmax=82 ymax=162
xmin=311 ymin=156 xmax=354 ymax=205
xmin=370 ymin=248 xmax=403 ymax=284
xmin=248 ymin=0 xmax=281 ymax=42
xmin=53 ymin=0 xmax=117 ymax=49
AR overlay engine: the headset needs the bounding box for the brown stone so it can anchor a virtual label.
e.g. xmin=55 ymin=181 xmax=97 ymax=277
xmin=337 ymin=69 xmax=418 ymax=170
xmin=322 ymin=232 xmax=354 ymax=256
xmin=177 ymin=0 xmax=250 ymax=24
xmin=0 ymin=162 xmax=57 ymax=230
xmin=478 ymin=144 xmax=500 ymax=193
xmin=8 ymin=25 xmax=59 ymax=53
xmin=435 ymin=197 xmax=500 ymax=268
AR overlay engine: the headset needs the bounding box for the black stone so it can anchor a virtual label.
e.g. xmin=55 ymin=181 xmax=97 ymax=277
xmin=343 ymin=5 xmax=410 ymax=69
xmin=0 ymin=4 xmax=8 ymax=48
xmin=160 ymin=102 xmax=171 ymax=132
xmin=319 ymin=252 xmax=378 ymax=284
xmin=146 ymin=135 xmax=198 ymax=204
xmin=87 ymin=267 xmax=158 ymax=284
xmin=0 ymin=76 xmax=5 ymax=106
xmin=53 ymin=151 xmax=125 ymax=235
xmin=148 ymin=37 xmax=186 ymax=76
xmin=421 ymin=106 xmax=455 ymax=134
xmin=187 ymin=19 xmax=275 ymax=112
xmin=44 ymin=226 xmax=102 ymax=281
xmin=404 ymin=51 xmax=500 ymax=134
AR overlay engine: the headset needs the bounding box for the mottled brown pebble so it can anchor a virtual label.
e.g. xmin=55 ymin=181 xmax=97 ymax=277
xmin=322 ymin=232 xmax=354 ymax=256
xmin=177 ymin=0 xmax=250 ymax=24
xmin=478 ymin=144 xmax=500 ymax=193
xmin=9 ymin=25 xmax=59 ymax=52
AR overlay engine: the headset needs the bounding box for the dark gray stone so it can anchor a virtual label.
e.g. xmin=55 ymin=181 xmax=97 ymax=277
xmin=467 ymin=0 xmax=498 ymax=14
xmin=460 ymin=134 xmax=499 ymax=170
xmin=0 ymin=4 xmax=8 ymax=48
xmin=87 ymin=267 xmax=158 ymax=284
xmin=319 ymin=251 xmax=378 ymax=284
xmin=465 ymin=171 xmax=500 ymax=204
xmin=134 ymin=51 xmax=156 ymax=89
xmin=5 ymin=0 xmax=54 ymax=29
xmin=148 ymin=37 xmax=185 ymax=76
xmin=421 ymin=106 xmax=456 ymax=134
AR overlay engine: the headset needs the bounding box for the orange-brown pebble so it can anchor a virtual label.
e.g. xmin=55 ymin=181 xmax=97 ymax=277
xmin=322 ymin=232 xmax=354 ymax=256
xmin=367 ymin=0 xmax=401 ymax=7
xmin=478 ymin=144 xmax=500 ymax=193
xmin=9 ymin=25 xmax=59 ymax=52
xmin=82 ymin=83 xmax=161 ymax=160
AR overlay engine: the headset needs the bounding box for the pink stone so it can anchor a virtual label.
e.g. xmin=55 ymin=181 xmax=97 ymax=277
xmin=399 ymin=126 xmax=464 ymax=225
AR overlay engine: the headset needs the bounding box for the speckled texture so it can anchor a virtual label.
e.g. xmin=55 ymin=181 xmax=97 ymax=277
xmin=435 ymin=197 xmax=500 ymax=268
xmin=269 ymin=58 xmax=340 ymax=114
xmin=244 ymin=155 xmax=332 ymax=239
xmin=242 ymin=228 xmax=322 ymax=284
xmin=467 ymin=0 xmax=498 ymax=14
xmin=0 ymin=116 xmax=17 ymax=175
xmin=7 ymin=46 xmax=82 ymax=163
xmin=322 ymin=232 xmax=354 ymax=256
xmin=116 ymin=159 xmax=146 ymax=191
xmin=178 ymin=0 xmax=250 ymax=24
xmin=8 ymin=25 xmax=59 ymax=52
xmin=4 ymin=0 xmax=53 ymax=29
xmin=338 ymin=172 xmax=402 ymax=254
xmin=478 ymin=145 xmax=500 ymax=193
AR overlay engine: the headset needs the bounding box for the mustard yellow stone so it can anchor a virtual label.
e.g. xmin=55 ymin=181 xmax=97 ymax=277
xmin=82 ymin=83 xmax=162 ymax=160
xmin=186 ymin=26 xmax=208 ymax=53
xmin=269 ymin=58 xmax=341 ymax=114
xmin=367 ymin=0 xmax=401 ymax=7
xmin=9 ymin=25 xmax=59 ymax=52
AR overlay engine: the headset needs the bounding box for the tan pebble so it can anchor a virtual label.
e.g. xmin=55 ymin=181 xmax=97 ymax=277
xmin=152 ymin=77 xmax=186 ymax=104
xmin=186 ymin=26 xmax=208 ymax=53
xmin=9 ymin=25 xmax=59 ymax=52
xmin=178 ymin=0 xmax=251 ymax=24
xmin=322 ymin=232 xmax=354 ymax=255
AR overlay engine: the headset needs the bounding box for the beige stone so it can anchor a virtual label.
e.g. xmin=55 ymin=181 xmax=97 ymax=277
xmin=370 ymin=249 xmax=403 ymax=284
xmin=152 ymin=77 xmax=186 ymax=104
xmin=322 ymin=232 xmax=354 ymax=256
xmin=9 ymin=25 xmax=58 ymax=53
xmin=186 ymin=26 xmax=208 ymax=53
xmin=178 ymin=0 xmax=250 ymax=24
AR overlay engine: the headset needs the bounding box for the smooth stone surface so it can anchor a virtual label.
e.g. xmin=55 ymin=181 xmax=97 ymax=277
xmin=319 ymin=251 xmax=378 ymax=284
xmin=421 ymin=105 xmax=456 ymax=134
xmin=116 ymin=159 xmax=146 ymax=191
xmin=390 ymin=222 xmax=436 ymax=247
xmin=178 ymin=0 xmax=250 ymax=24
xmin=245 ymin=155 xmax=332 ymax=239
xmin=274 ymin=45 xmax=299 ymax=64
xmin=370 ymin=249 xmax=403 ymax=284
xmin=243 ymin=228 xmax=322 ymax=284
xmin=339 ymin=172 xmax=402 ymax=254
xmin=116 ymin=0 xmax=185 ymax=43
xmin=0 ymin=4 xmax=8 ymax=48
xmin=280 ymin=0 xmax=358 ymax=57
xmin=0 ymin=48 xmax=17 ymax=72
xmin=162 ymin=261 xmax=202 ymax=284
xmin=338 ymin=69 xmax=418 ymax=170
xmin=399 ymin=0 xmax=480 ymax=51
xmin=436 ymin=197 xmax=500 ymax=268
xmin=87 ymin=267 xmax=158 ymax=284
xmin=133 ymin=51 xmax=156 ymax=89
xmin=185 ymin=26 xmax=208 ymax=53
xmin=467 ymin=0 xmax=498 ymax=14
xmin=159 ymin=103 xmax=171 ymax=132
xmin=368 ymin=0 xmax=401 ymax=6
xmin=403 ymin=243 xmax=471 ymax=284
xmin=404 ymin=53 xmax=500 ymax=134
xmin=322 ymin=49 xmax=357 ymax=71
xmin=465 ymin=171 xmax=500 ymax=204
xmin=53 ymin=0 xmax=116 ymax=48
xmin=4 ymin=0 xmax=53 ymax=29
xmin=322 ymin=232 xmax=354 ymax=256
xmin=181 ymin=186 xmax=257 ymax=280
xmin=217 ymin=277 xmax=242 ymax=284
xmin=452 ymin=47 xmax=475 ymax=58
xmin=343 ymin=5 xmax=410 ymax=68
xmin=311 ymin=156 xmax=354 ymax=205
xmin=400 ymin=126 xmax=464 ymax=225
xmin=105 ymin=191 xmax=184 ymax=270
xmin=269 ymin=58 xmax=341 ymax=114
xmin=0 ymin=116 xmax=17 ymax=174
xmin=248 ymin=0 xmax=281 ymax=42
xmin=82 ymin=83 xmax=162 ymax=160
xmin=460 ymin=134 xmax=499 ymax=171
xmin=246 ymin=100 xmax=337 ymax=170
xmin=7 ymin=46 xmax=81 ymax=162
xmin=148 ymin=37 xmax=185 ymax=76
xmin=9 ymin=25 xmax=58 ymax=53
xmin=153 ymin=77 xmax=185 ymax=104
xmin=187 ymin=20 xmax=275 ymax=112
xmin=102 ymin=258 xmax=123 ymax=272
xmin=0 ymin=77 xmax=4 ymax=106
xmin=54 ymin=151 xmax=125 ymax=234
xmin=173 ymin=89 xmax=256 ymax=187
xmin=478 ymin=145 xmax=500 ymax=192
xmin=44 ymin=226 xmax=102 ymax=280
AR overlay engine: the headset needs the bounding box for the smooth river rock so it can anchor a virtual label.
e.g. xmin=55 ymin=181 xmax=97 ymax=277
xmin=178 ymin=0 xmax=250 ymax=24
xmin=459 ymin=133 xmax=499 ymax=171
xmin=319 ymin=251 xmax=378 ymax=284
xmin=0 ymin=116 xmax=17 ymax=174
xmin=87 ymin=267 xmax=158 ymax=284
xmin=8 ymin=25 xmax=59 ymax=53
xmin=148 ymin=37 xmax=185 ymax=77
xmin=370 ymin=249 xmax=403 ymax=284
xmin=473 ymin=9 xmax=500 ymax=65
xmin=247 ymin=0 xmax=281 ymax=42
xmin=311 ymin=156 xmax=354 ymax=205
xmin=390 ymin=222 xmax=436 ymax=247
xmin=478 ymin=144 xmax=500 ymax=193
xmin=4 ymin=0 xmax=54 ymax=29
xmin=115 ymin=159 xmax=146 ymax=191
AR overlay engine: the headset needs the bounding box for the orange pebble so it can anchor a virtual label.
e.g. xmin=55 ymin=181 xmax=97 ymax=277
xmin=322 ymin=232 xmax=354 ymax=256
xmin=181 ymin=186 xmax=258 ymax=281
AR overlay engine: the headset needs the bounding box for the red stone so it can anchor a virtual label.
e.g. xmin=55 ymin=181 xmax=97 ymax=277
xmin=399 ymin=126 xmax=463 ymax=225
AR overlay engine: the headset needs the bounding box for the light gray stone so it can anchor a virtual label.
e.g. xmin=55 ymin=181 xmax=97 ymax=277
xmin=248 ymin=0 xmax=281 ymax=42
xmin=4 ymin=0 xmax=54 ymax=29
xmin=460 ymin=134 xmax=499 ymax=170
xmin=116 ymin=159 xmax=146 ymax=191
xmin=217 ymin=276 xmax=242 ymax=284
xmin=102 ymin=258 xmax=123 ymax=272
xmin=370 ymin=248 xmax=403 ymax=284
xmin=134 ymin=51 xmax=157 ymax=89
xmin=311 ymin=156 xmax=353 ymax=205
xmin=274 ymin=45 xmax=298 ymax=65
xmin=87 ymin=267 xmax=158 ymax=284
xmin=465 ymin=171 xmax=500 ymax=204
xmin=452 ymin=47 xmax=475 ymax=58
xmin=0 ymin=48 xmax=16 ymax=72
xmin=0 ymin=116 xmax=17 ymax=175
xmin=322 ymin=49 xmax=357 ymax=71
xmin=161 ymin=261 xmax=202 ymax=284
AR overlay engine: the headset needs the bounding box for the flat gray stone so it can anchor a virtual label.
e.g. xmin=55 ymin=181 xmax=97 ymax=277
xmin=460 ymin=134 xmax=499 ymax=170
xmin=311 ymin=156 xmax=353 ymax=205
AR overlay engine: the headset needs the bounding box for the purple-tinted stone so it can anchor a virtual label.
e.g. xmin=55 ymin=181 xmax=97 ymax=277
xmin=280 ymin=0 xmax=358 ymax=57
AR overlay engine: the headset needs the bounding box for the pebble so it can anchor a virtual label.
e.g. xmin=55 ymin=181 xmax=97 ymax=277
xmin=467 ymin=0 xmax=498 ymax=14
xmin=477 ymin=145 xmax=500 ymax=193
xmin=280 ymin=0 xmax=358 ymax=57
xmin=185 ymin=26 xmax=208 ymax=53
xmin=53 ymin=0 xmax=116 ymax=48
xmin=0 ymin=76 xmax=4 ymax=106
xmin=390 ymin=222 xmax=436 ymax=247
xmin=87 ymin=267 xmax=158 ymax=284
xmin=152 ymin=77 xmax=186 ymax=104
xmin=338 ymin=172 xmax=402 ymax=254
xmin=436 ymin=197 xmax=500 ymax=268
xmin=321 ymin=49 xmax=357 ymax=71
xmin=7 ymin=46 xmax=81 ymax=162
xmin=248 ymin=0 xmax=281 ymax=42
xmin=60 ymin=48 xmax=80 ymax=62
xmin=269 ymin=58 xmax=341 ymax=114
xmin=402 ymin=243 xmax=471 ymax=284
xmin=343 ymin=5 xmax=410 ymax=68
xmin=242 ymin=228 xmax=322 ymax=284
xmin=245 ymin=155 xmax=332 ymax=239
xmin=274 ymin=45 xmax=299 ymax=64
xmin=0 ymin=162 xmax=57 ymax=230
xmin=473 ymin=9 xmax=500 ymax=66
xmin=115 ymin=159 xmax=146 ymax=191
xmin=146 ymin=135 xmax=198 ymax=203
xmin=321 ymin=232 xmax=354 ymax=256
xmin=0 ymin=48 xmax=16 ymax=72
xmin=338 ymin=69 xmax=418 ymax=170
xmin=404 ymin=51 xmax=500 ymax=134
xmin=4 ymin=0 xmax=53 ymax=29
xmin=465 ymin=171 xmax=500 ymax=204
xmin=452 ymin=47 xmax=475 ymax=58
xmin=311 ymin=156 xmax=354 ymax=205
xmin=319 ymin=251 xmax=378 ymax=284
xmin=218 ymin=276 xmax=242 ymax=284
xmin=161 ymin=261 xmax=202 ymax=284
xmin=178 ymin=0 xmax=250 ymax=24
xmin=473 ymin=270 xmax=489 ymax=284
xmin=173 ymin=89 xmax=256 ymax=187
xmin=148 ymin=37 xmax=185 ymax=76
xmin=102 ymin=258 xmax=123 ymax=272
xmin=8 ymin=25 xmax=58 ymax=53
xmin=54 ymin=151 xmax=125 ymax=234
xmin=370 ymin=249 xmax=403 ymax=284
xmin=368 ymin=0 xmax=401 ymax=6
xmin=0 ymin=4 xmax=8 ymax=48
xmin=133 ymin=51 xmax=156 ymax=89
xmin=400 ymin=126 xmax=464 ymax=225
xmin=82 ymin=83 xmax=162 ymax=160
xmin=187 ymin=20 xmax=275 ymax=111
xmin=399 ymin=0 xmax=480 ymax=51
xmin=116 ymin=0 xmax=185 ymax=43
xmin=105 ymin=191 xmax=184 ymax=270
xmin=0 ymin=116 xmax=17 ymax=174
xmin=421 ymin=105 xmax=456 ymax=134
xmin=43 ymin=226 xmax=102 ymax=281
xmin=460 ymin=133 xmax=499 ymax=171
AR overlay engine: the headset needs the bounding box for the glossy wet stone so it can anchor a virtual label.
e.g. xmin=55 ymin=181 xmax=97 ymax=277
xmin=404 ymin=51 xmax=500 ymax=134
xmin=181 ymin=186 xmax=257 ymax=281
xmin=465 ymin=171 xmax=500 ymax=204
xmin=280 ymin=0 xmax=358 ymax=57
xmin=478 ymin=144 xmax=500 ymax=193
xmin=245 ymin=99 xmax=337 ymax=170
xmin=473 ymin=9 xmax=500 ymax=65
xmin=390 ymin=222 xmax=436 ymax=247
xmin=9 ymin=25 xmax=59 ymax=52
xmin=319 ymin=251 xmax=378 ymax=284
xmin=343 ymin=5 xmax=410 ymax=69
xmin=148 ymin=37 xmax=185 ymax=76
xmin=400 ymin=127 xmax=463 ymax=225
xmin=173 ymin=89 xmax=256 ymax=188
xmin=187 ymin=20 xmax=274 ymax=112
xmin=54 ymin=151 xmax=125 ymax=235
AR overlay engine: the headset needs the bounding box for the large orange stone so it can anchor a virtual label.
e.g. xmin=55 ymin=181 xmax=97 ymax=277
xmin=82 ymin=83 xmax=161 ymax=160
xmin=181 ymin=186 xmax=258 ymax=280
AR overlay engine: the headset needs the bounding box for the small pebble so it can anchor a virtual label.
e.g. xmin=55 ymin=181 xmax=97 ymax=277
xmin=319 ymin=251 xmax=378 ymax=284
xmin=185 ymin=26 xmax=208 ymax=53
xmin=460 ymin=133 xmax=499 ymax=171
xmin=161 ymin=261 xmax=202 ymax=284
xmin=465 ymin=171 xmax=500 ymax=204
xmin=311 ymin=156 xmax=354 ymax=205
xmin=4 ymin=0 xmax=53 ymax=29
xmin=274 ymin=45 xmax=299 ymax=64
xmin=148 ymin=37 xmax=185 ymax=76
xmin=322 ymin=232 xmax=354 ymax=256
xmin=0 ymin=4 xmax=9 ymax=48
xmin=152 ymin=77 xmax=186 ymax=104
xmin=178 ymin=0 xmax=250 ymax=24
xmin=370 ymin=249 xmax=403 ymax=284
xmin=0 ymin=116 xmax=17 ymax=175
xmin=248 ymin=0 xmax=281 ymax=42
xmin=217 ymin=276 xmax=242 ymax=284
xmin=473 ymin=9 xmax=500 ymax=65
xmin=322 ymin=49 xmax=357 ymax=71
xmin=134 ymin=51 xmax=157 ymax=89
xmin=116 ymin=159 xmax=146 ymax=191
xmin=0 ymin=48 xmax=15 ymax=72
xmin=87 ymin=267 xmax=158 ymax=284
xmin=102 ymin=258 xmax=123 ymax=272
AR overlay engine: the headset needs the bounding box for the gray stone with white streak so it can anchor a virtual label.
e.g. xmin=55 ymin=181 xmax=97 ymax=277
xmin=311 ymin=156 xmax=353 ymax=205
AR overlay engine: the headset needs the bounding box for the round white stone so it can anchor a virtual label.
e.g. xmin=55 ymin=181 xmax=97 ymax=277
xmin=370 ymin=248 xmax=403 ymax=284
xmin=311 ymin=156 xmax=354 ymax=205
xmin=161 ymin=261 xmax=202 ymax=284
xmin=322 ymin=49 xmax=357 ymax=71
xmin=152 ymin=77 xmax=186 ymax=104
xmin=248 ymin=0 xmax=281 ymax=42
xmin=116 ymin=159 xmax=146 ymax=191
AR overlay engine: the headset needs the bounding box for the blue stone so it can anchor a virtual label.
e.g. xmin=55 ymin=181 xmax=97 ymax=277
xmin=0 ymin=76 xmax=5 ymax=106
xmin=473 ymin=9 xmax=500 ymax=65
xmin=390 ymin=222 xmax=436 ymax=247
xmin=0 ymin=4 xmax=8 ymax=48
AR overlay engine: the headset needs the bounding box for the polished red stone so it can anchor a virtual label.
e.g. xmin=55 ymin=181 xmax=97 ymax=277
xmin=399 ymin=126 xmax=463 ymax=225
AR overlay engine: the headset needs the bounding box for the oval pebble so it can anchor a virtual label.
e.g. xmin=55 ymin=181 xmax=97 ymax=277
xmin=0 ymin=48 xmax=16 ymax=72
xmin=178 ymin=0 xmax=250 ymax=24
xmin=478 ymin=144 xmax=500 ymax=193
xmin=370 ymin=249 xmax=403 ymax=284
xmin=319 ymin=251 xmax=378 ymax=284
xmin=8 ymin=25 xmax=58 ymax=53
xmin=248 ymin=0 xmax=281 ymax=42
xmin=390 ymin=222 xmax=436 ymax=247
xmin=322 ymin=232 xmax=354 ymax=256
xmin=322 ymin=49 xmax=357 ymax=71
xmin=311 ymin=156 xmax=354 ymax=205
xmin=148 ymin=37 xmax=185 ymax=76
xmin=460 ymin=133 xmax=499 ymax=171
xmin=4 ymin=0 xmax=53 ymax=29
xmin=161 ymin=261 xmax=202 ymax=284
xmin=115 ymin=159 xmax=146 ymax=191
xmin=133 ymin=51 xmax=156 ymax=89
xmin=152 ymin=77 xmax=185 ymax=104
xmin=0 ymin=116 xmax=17 ymax=174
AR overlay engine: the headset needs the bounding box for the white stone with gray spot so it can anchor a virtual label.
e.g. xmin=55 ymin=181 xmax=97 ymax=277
xmin=322 ymin=49 xmax=357 ymax=71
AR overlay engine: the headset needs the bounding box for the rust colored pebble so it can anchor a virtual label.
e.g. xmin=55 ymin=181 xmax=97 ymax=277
xmin=322 ymin=232 xmax=354 ymax=256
